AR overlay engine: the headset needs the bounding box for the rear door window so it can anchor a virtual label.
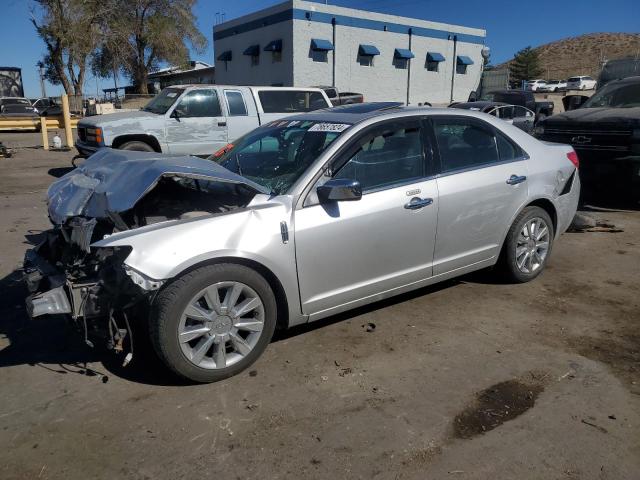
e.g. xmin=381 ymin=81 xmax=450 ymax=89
xmin=224 ymin=90 xmax=248 ymax=116
xmin=258 ymin=90 xmax=328 ymax=113
xmin=432 ymin=117 xmax=500 ymax=173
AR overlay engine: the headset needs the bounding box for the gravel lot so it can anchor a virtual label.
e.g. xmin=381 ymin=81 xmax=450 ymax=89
xmin=1 ymin=133 xmax=639 ymax=480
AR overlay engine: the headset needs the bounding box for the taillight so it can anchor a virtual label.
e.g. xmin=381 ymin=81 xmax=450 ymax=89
xmin=567 ymin=150 xmax=579 ymax=169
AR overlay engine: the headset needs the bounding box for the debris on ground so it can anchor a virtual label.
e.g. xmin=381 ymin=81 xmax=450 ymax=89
xmin=364 ymin=322 xmax=376 ymax=332
xmin=569 ymin=213 xmax=623 ymax=233
xmin=453 ymin=377 xmax=545 ymax=439
xmin=581 ymin=419 xmax=608 ymax=434
xmin=0 ymin=142 xmax=12 ymax=158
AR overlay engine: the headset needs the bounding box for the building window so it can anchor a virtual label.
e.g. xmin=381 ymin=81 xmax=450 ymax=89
xmin=426 ymin=52 xmax=445 ymax=73
xmin=264 ymin=39 xmax=283 ymax=64
xmin=456 ymin=55 xmax=474 ymax=75
xmin=310 ymin=38 xmax=333 ymax=63
xmin=393 ymin=49 xmax=414 ymax=70
xmin=358 ymin=55 xmax=374 ymax=67
xmin=357 ymin=44 xmax=379 ymax=67
xmin=393 ymin=58 xmax=408 ymax=70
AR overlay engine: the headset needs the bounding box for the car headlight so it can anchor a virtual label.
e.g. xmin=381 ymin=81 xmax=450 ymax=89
xmin=86 ymin=127 xmax=103 ymax=145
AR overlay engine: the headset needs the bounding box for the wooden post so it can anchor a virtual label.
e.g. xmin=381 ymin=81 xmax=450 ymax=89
xmin=40 ymin=116 xmax=49 ymax=150
xmin=61 ymin=94 xmax=73 ymax=148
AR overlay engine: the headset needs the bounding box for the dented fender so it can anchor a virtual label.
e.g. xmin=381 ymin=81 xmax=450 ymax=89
xmin=92 ymin=197 xmax=306 ymax=326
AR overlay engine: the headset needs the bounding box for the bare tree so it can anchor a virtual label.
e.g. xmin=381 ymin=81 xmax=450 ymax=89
xmin=31 ymin=0 xmax=106 ymax=95
xmin=101 ymin=0 xmax=206 ymax=94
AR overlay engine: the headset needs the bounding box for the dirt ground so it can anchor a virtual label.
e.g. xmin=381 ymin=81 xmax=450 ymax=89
xmin=0 ymin=133 xmax=639 ymax=480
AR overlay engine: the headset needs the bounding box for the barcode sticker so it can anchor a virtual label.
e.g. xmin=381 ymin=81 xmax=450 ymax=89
xmin=308 ymin=123 xmax=351 ymax=133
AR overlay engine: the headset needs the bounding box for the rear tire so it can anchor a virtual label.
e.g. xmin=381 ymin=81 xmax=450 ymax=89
xmin=150 ymin=263 xmax=277 ymax=383
xmin=119 ymin=140 xmax=155 ymax=152
xmin=499 ymin=206 xmax=554 ymax=283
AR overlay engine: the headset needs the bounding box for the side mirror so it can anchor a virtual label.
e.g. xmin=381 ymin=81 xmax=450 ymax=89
xmin=170 ymin=107 xmax=185 ymax=119
xmin=317 ymin=178 xmax=362 ymax=203
xmin=562 ymin=95 xmax=589 ymax=111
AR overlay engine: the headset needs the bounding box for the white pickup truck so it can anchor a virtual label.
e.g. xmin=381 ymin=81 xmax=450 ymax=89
xmin=75 ymin=85 xmax=332 ymax=157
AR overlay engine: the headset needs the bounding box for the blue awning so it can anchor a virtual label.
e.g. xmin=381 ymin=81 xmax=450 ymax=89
xmin=358 ymin=44 xmax=380 ymax=56
xmin=243 ymin=45 xmax=260 ymax=56
xmin=394 ymin=48 xmax=415 ymax=59
xmin=427 ymin=52 xmax=445 ymax=62
xmin=311 ymin=39 xmax=334 ymax=51
xmin=456 ymin=55 xmax=474 ymax=65
xmin=217 ymin=51 xmax=232 ymax=61
xmin=264 ymin=39 xmax=282 ymax=52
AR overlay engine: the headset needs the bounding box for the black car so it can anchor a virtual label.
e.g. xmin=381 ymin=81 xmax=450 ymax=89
xmin=0 ymin=97 xmax=38 ymax=117
xmin=449 ymin=101 xmax=536 ymax=133
xmin=30 ymin=97 xmax=63 ymax=116
xmin=535 ymin=76 xmax=640 ymax=202
xmin=479 ymin=90 xmax=554 ymax=121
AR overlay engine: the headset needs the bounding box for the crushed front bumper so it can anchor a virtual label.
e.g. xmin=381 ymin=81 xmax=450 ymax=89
xmin=23 ymin=247 xmax=97 ymax=319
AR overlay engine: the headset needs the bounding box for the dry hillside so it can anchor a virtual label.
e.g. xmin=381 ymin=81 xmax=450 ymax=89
xmin=499 ymin=32 xmax=640 ymax=80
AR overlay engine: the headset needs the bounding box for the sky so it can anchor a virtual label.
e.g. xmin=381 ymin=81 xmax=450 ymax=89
xmin=1 ymin=0 xmax=638 ymax=98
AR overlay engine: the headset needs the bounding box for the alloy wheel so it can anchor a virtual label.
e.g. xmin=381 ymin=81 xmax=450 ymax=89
xmin=515 ymin=217 xmax=550 ymax=274
xmin=178 ymin=281 xmax=265 ymax=369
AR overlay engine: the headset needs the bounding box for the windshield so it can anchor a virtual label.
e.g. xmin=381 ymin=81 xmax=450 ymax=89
xmin=142 ymin=88 xmax=183 ymax=114
xmin=581 ymin=82 xmax=640 ymax=109
xmin=211 ymin=120 xmax=351 ymax=195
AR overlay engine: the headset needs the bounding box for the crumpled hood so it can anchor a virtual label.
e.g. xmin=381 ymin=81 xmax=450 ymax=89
xmin=47 ymin=149 xmax=270 ymax=224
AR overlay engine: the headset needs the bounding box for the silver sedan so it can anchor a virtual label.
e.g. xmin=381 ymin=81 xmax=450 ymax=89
xmin=26 ymin=105 xmax=580 ymax=382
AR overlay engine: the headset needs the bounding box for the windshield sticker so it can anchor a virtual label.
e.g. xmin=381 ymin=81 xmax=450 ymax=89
xmin=308 ymin=123 xmax=351 ymax=133
xmin=166 ymin=92 xmax=178 ymax=98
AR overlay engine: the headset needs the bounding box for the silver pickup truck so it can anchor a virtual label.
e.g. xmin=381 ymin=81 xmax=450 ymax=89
xmin=76 ymin=86 xmax=332 ymax=157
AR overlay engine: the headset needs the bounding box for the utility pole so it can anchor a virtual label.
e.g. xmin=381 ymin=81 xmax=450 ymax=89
xmin=37 ymin=62 xmax=47 ymax=98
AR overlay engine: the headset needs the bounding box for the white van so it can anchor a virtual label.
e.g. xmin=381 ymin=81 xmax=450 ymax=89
xmin=76 ymin=86 xmax=332 ymax=157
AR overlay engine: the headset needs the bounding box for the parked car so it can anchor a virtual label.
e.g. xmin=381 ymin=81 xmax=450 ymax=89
xmin=0 ymin=97 xmax=38 ymax=117
xmin=449 ymin=101 xmax=535 ymax=133
xmin=566 ymin=76 xmax=597 ymax=91
xmin=479 ymin=90 xmax=554 ymax=121
xmin=526 ymin=79 xmax=548 ymax=92
xmin=25 ymin=105 xmax=580 ymax=382
xmin=314 ymin=86 xmax=364 ymax=106
xmin=75 ymin=85 xmax=333 ymax=157
xmin=535 ymin=75 xmax=640 ymax=202
xmin=30 ymin=97 xmax=63 ymax=116
xmin=538 ymin=80 xmax=567 ymax=92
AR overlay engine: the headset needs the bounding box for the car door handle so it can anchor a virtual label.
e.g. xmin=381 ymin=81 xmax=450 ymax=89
xmin=218 ymin=121 xmax=227 ymax=127
xmin=506 ymin=175 xmax=527 ymax=185
xmin=404 ymin=197 xmax=433 ymax=210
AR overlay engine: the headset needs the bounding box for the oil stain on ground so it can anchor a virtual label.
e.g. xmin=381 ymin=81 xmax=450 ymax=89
xmin=453 ymin=377 xmax=545 ymax=439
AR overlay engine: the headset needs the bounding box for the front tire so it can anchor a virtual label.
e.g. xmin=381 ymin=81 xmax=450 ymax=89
xmin=499 ymin=206 xmax=554 ymax=283
xmin=150 ymin=263 xmax=277 ymax=383
xmin=119 ymin=140 xmax=155 ymax=152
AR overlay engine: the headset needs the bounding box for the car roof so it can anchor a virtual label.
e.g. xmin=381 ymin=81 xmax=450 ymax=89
xmin=450 ymin=101 xmax=509 ymax=109
xmin=282 ymin=105 xmax=493 ymax=126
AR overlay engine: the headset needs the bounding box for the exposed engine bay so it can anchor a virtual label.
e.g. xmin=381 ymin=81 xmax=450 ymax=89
xmin=23 ymin=149 xmax=265 ymax=362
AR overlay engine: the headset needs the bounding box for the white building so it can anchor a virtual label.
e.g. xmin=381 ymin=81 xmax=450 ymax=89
xmin=213 ymin=0 xmax=487 ymax=104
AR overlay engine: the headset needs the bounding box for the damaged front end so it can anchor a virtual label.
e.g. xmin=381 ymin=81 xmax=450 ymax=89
xmin=24 ymin=149 xmax=268 ymax=358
